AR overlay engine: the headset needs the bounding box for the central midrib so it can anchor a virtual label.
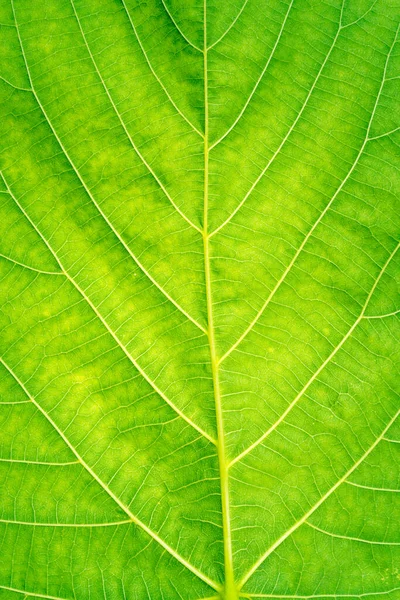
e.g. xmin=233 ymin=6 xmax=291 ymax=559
xmin=202 ymin=3 xmax=237 ymax=599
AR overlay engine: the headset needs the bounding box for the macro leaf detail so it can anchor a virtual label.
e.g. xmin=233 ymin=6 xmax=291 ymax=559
xmin=0 ymin=0 xmax=399 ymax=599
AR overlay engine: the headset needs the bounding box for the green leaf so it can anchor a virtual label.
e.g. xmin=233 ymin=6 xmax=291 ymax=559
xmin=0 ymin=0 xmax=399 ymax=598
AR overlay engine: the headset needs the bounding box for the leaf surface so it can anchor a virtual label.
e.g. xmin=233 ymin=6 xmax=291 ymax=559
xmin=0 ymin=0 xmax=399 ymax=599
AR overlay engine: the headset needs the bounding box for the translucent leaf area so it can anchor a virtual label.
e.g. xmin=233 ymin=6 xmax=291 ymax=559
xmin=0 ymin=0 xmax=399 ymax=599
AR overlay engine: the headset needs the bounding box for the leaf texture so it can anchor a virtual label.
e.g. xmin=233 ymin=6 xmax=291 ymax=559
xmin=0 ymin=0 xmax=399 ymax=599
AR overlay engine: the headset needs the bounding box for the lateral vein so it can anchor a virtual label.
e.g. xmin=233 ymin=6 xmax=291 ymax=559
xmin=207 ymin=0 xmax=249 ymax=51
xmin=238 ymin=589 xmax=400 ymax=599
xmin=0 ymin=457 xmax=79 ymax=466
xmin=160 ymin=0 xmax=203 ymax=52
xmin=305 ymin=520 xmax=400 ymax=545
xmin=0 ymin=584 xmax=67 ymax=600
xmin=0 ymin=253 xmax=63 ymax=276
xmin=0 ymin=518 xmax=133 ymax=528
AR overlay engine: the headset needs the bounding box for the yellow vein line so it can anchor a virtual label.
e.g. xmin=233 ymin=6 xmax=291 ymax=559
xmin=207 ymin=0 xmax=249 ymax=51
xmin=230 ymin=239 xmax=400 ymax=467
xmin=340 ymin=0 xmax=379 ymax=30
xmin=238 ymin=406 xmax=400 ymax=589
xmin=363 ymin=308 xmax=400 ymax=319
xmin=0 ymin=457 xmax=78 ymax=466
xmin=12 ymin=0 xmax=205 ymax=336
xmin=345 ymin=479 xmax=399 ymax=493
xmin=0 ymin=75 xmax=31 ymax=91
xmin=0 ymin=400 xmax=30 ymax=405
xmin=1 ymin=172 xmax=215 ymax=445
xmin=0 ymin=253 xmax=63 ymax=275
xmin=160 ymin=0 xmax=203 ymax=52
xmin=0 ymin=518 xmax=133 ymax=528
xmin=239 ymin=589 xmax=400 ymax=599
xmin=0 ymin=584 xmax=67 ymax=600
xmin=209 ymin=0 xmax=295 ymax=150
xmin=0 ymin=357 xmax=220 ymax=592
xmin=219 ymin=22 xmax=398 ymax=363
xmin=202 ymin=2 xmax=237 ymax=597
xmin=368 ymin=125 xmax=400 ymax=140
xmin=305 ymin=520 xmax=400 ymax=545
xmin=119 ymin=0 xmax=204 ymax=137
